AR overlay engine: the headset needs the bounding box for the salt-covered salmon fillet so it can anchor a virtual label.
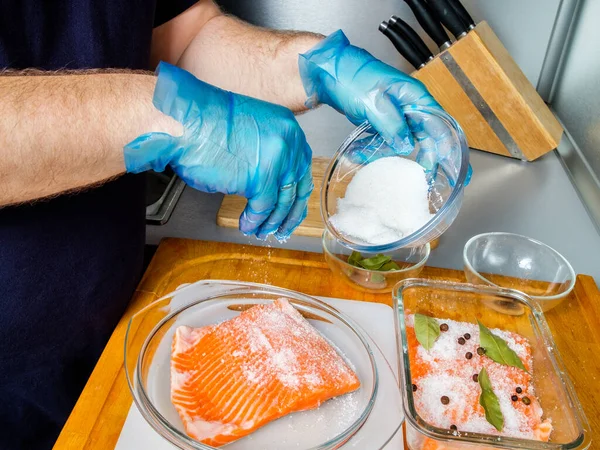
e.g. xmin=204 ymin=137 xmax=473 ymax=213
xmin=170 ymin=298 xmax=360 ymax=447
xmin=405 ymin=315 xmax=552 ymax=449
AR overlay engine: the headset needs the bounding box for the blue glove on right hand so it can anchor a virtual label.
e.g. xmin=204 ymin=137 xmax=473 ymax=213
xmin=299 ymin=30 xmax=472 ymax=185
xmin=299 ymin=30 xmax=442 ymax=153
xmin=124 ymin=63 xmax=313 ymax=241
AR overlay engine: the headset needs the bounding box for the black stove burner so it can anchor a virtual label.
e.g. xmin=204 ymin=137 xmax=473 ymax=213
xmin=146 ymin=167 xmax=175 ymax=207
xmin=145 ymin=167 xmax=185 ymax=225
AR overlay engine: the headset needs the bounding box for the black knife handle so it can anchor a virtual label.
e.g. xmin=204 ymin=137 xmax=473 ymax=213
xmin=389 ymin=15 xmax=434 ymax=60
xmin=379 ymin=22 xmax=426 ymax=70
xmin=403 ymin=0 xmax=451 ymax=49
xmin=446 ymin=0 xmax=476 ymax=29
xmin=426 ymin=0 xmax=469 ymax=38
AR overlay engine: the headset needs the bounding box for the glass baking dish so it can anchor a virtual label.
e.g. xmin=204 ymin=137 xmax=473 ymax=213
xmin=392 ymin=279 xmax=590 ymax=450
xmin=124 ymin=280 xmax=403 ymax=449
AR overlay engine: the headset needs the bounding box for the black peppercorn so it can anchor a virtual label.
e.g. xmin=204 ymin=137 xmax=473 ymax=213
xmin=477 ymin=347 xmax=485 ymax=356
xmin=450 ymin=425 xmax=457 ymax=431
xmin=412 ymin=384 xmax=417 ymax=392
xmin=458 ymin=337 xmax=466 ymax=345
xmin=464 ymin=333 xmax=471 ymax=340
xmin=472 ymin=374 xmax=479 ymax=382
xmin=465 ymin=352 xmax=473 ymax=360
xmin=516 ymin=387 xmax=523 ymax=394
xmin=511 ymin=395 xmax=518 ymax=402
xmin=522 ymin=396 xmax=531 ymax=405
xmin=440 ymin=323 xmax=449 ymax=332
xmin=441 ymin=396 xmax=450 ymax=405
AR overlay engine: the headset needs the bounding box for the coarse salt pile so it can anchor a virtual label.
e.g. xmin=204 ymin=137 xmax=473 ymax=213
xmin=330 ymin=157 xmax=433 ymax=245
xmin=405 ymin=315 xmax=552 ymax=441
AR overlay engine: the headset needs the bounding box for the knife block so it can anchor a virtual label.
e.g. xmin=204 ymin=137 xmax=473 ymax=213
xmin=411 ymin=21 xmax=562 ymax=161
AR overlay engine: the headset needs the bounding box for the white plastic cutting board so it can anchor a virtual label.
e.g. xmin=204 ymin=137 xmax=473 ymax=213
xmin=114 ymin=296 xmax=404 ymax=450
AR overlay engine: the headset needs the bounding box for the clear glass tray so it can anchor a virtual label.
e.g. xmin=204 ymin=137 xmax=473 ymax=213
xmin=125 ymin=280 xmax=403 ymax=449
xmin=393 ymin=279 xmax=590 ymax=450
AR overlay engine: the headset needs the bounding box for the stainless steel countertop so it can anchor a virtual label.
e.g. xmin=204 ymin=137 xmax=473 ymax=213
xmin=147 ymin=148 xmax=600 ymax=284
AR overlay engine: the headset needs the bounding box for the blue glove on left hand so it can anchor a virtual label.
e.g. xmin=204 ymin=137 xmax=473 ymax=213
xmin=124 ymin=62 xmax=313 ymax=241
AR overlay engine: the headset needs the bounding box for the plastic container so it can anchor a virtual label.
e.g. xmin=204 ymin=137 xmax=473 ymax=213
xmin=321 ymin=105 xmax=470 ymax=254
xmin=393 ymin=279 xmax=590 ymax=450
xmin=124 ymin=280 xmax=403 ymax=450
xmin=463 ymin=232 xmax=576 ymax=312
xmin=322 ymin=230 xmax=429 ymax=293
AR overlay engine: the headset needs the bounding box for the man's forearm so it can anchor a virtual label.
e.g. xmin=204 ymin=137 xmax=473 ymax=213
xmin=0 ymin=71 xmax=181 ymax=206
xmin=177 ymin=15 xmax=323 ymax=112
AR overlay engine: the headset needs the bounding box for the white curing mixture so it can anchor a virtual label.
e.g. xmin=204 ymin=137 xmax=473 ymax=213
xmin=330 ymin=157 xmax=433 ymax=245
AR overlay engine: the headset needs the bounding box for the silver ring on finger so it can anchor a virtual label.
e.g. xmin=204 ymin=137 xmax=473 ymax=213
xmin=279 ymin=182 xmax=297 ymax=191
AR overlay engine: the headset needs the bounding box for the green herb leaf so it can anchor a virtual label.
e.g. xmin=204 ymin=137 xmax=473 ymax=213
xmin=357 ymin=254 xmax=391 ymax=270
xmin=348 ymin=251 xmax=363 ymax=267
xmin=348 ymin=252 xmax=400 ymax=272
xmin=478 ymin=367 xmax=504 ymax=431
xmin=380 ymin=261 xmax=401 ymax=271
xmin=414 ymin=313 xmax=441 ymax=350
xmin=370 ymin=272 xmax=386 ymax=284
xmin=478 ymin=321 xmax=527 ymax=371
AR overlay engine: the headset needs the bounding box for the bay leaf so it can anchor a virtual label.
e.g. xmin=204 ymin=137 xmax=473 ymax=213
xmin=478 ymin=367 xmax=504 ymax=431
xmin=357 ymin=254 xmax=391 ymax=270
xmin=370 ymin=272 xmax=386 ymax=284
xmin=380 ymin=261 xmax=401 ymax=271
xmin=478 ymin=321 xmax=527 ymax=371
xmin=348 ymin=251 xmax=362 ymax=267
xmin=414 ymin=313 xmax=440 ymax=350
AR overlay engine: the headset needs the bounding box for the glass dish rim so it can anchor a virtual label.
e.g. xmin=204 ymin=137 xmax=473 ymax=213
xmin=322 ymin=229 xmax=431 ymax=274
xmin=320 ymin=105 xmax=470 ymax=253
xmin=124 ymin=280 xmax=381 ymax=450
xmin=391 ymin=278 xmax=589 ymax=449
xmin=463 ymin=232 xmax=577 ymax=301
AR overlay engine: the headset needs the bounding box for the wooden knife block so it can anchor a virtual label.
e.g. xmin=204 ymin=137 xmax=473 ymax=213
xmin=412 ymin=21 xmax=562 ymax=161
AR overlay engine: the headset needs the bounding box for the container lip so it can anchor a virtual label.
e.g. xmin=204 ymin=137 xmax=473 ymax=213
xmin=463 ymin=232 xmax=577 ymax=301
xmin=126 ymin=280 xmax=381 ymax=450
xmin=320 ymin=105 xmax=470 ymax=253
xmin=321 ymin=230 xmax=431 ymax=274
xmin=392 ymin=278 xmax=589 ymax=449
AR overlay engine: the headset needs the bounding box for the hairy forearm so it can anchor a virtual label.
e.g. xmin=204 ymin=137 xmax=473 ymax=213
xmin=0 ymin=71 xmax=181 ymax=206
xmin=177 ymin=15 xmax=323 ymax=112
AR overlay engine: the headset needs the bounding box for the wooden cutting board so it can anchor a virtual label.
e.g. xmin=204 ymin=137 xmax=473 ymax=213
xmin=54 ymin=238 xmax=599 ymax=450
xmin=217 ymin=157 xmax=330 ymax=238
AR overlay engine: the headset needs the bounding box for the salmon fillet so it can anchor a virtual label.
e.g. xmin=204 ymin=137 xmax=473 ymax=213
xmin=170 ymin=298 xmax=360 ymax=447
xmin=405 ymin=315 xmax=552 ymax=449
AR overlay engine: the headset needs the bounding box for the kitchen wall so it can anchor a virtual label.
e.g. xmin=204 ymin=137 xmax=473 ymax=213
xmin=552 ymin=0 xmax=600 ymax=179
xmin=216 ymin=0 xmax=563 ymax=157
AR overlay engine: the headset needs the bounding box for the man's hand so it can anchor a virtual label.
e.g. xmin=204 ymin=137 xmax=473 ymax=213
xmin=298 ymin=30 xmax=472 ymax=184
xmin=299 ymin=30 xmax=442 ymax=153
xmin=124 ymin=63 xmax=313 ymax=240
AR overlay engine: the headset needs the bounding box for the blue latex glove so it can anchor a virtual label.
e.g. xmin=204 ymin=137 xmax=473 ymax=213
xmin=299 ymin=30 xmax=443 ymax=153
xmin=124 ymin=62 xmax=313 ymax=240
xmin=299 ymin=30 xmax=472 ymax=184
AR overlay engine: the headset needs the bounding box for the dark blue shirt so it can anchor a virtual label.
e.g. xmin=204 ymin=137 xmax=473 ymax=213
xmin=0 ymin=1 xmax=195 ymax=448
